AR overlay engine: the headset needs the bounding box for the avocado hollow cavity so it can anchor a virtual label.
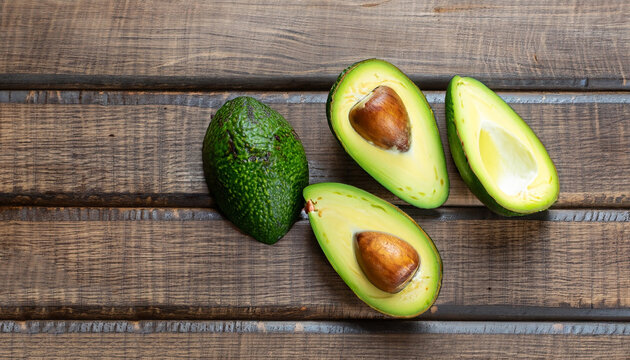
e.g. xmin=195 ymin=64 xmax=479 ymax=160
xmin=478 ymin=120 xmax=538 ymax=198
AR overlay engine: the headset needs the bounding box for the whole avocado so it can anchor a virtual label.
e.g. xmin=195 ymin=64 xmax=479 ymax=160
xmin=202 ymin=97 xmax=309 ymax=244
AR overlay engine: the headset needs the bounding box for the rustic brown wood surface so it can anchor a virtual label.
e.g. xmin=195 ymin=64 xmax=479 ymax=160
xmin=0 ymin=91 xmax=627 ymax=208
xmin=1 ymin=321 xmax=630 ymax=359
xmin=4 ymin=333 xmax=628 ymax=359
xmin=1 ymin=1 xmax=629 ymax=90
xmin=0 ymin=321 xmax=630 ymax=359
xmin=1 ymin=0 xmax=629 ymax=357
xmin=0 ymin=207 xmax=627 ymax=320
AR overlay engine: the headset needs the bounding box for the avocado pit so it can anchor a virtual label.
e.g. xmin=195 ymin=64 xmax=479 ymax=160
xmin=349 ymin=86 xmax=411 ymax=152
xmin=354 ymin=231 xmax=420 ymax=293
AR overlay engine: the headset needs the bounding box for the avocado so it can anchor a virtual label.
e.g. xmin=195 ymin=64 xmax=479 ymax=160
xmin=304 ymin=182 xmax=442 ymax=318
xmin=445 ymin=76 xmax=559 ymax=216
xmin=326 ymin=59 xmax=449 ymax=209
xmin=202 ymin=96 xmax=309 ymax=244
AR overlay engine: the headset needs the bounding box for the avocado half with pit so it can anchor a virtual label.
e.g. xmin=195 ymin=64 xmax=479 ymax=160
xmin=327 ymin=59 xmax=449 ymax=209
xmin=304 ymin=182 xmax=442 ymax=318
xmin=445 ymin=76 xmax=559 ymax=216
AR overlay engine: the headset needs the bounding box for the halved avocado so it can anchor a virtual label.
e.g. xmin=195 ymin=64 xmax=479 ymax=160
xmin=445 ymin=76 xmax=559 ymax=216
xmin=304 ymin=182 xmax=442 ymax=318
xmin=327 ymin=59 xmax=449 ymax=209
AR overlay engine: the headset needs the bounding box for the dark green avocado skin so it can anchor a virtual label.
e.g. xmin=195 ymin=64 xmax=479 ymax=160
xmin=202 ymin=97 xmax=309 ymax=244
xmin=445 ymin=77 xmax=521 ymax=217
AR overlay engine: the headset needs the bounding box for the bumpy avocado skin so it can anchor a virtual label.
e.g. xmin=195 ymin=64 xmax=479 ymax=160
xmin=445 ymin=77 xmax=527 ymax=217
xmin=202 ymin=97 xmax=309 ymax=244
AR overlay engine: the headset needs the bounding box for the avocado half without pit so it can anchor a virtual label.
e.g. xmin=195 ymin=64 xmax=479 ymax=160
xmin=304 ymin=182 xmax=442 ymax=318
xmin=327 ymin=59 xmax=449 ymax=209
xmin=445 ymin=76 xmax=559 ymax=215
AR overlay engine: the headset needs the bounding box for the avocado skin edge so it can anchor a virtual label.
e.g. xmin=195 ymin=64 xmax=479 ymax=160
xmin=386 ymin=194 xmax=443 ymax=318
xmin=202 ymin=96 xmax=309 ymax=244
xmin=445 ymin=77 xmax=524 ymax=217
xmin=326 ymin=59 xmax=365 ymax=148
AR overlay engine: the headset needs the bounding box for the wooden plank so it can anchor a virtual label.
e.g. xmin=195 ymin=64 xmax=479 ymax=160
xmin=1 ymin=1 xmax=629 ymax=90
xmin=0 ymin=91 xmax=627 ymax=208
xmin=1 ymin=321 xmax=630 ymax=359
xmin=0 ymin=207 xmax=627 ymax=320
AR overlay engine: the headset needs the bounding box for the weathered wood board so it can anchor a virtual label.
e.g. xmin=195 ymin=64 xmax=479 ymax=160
xmin=1 ymin=321 xmax=630 ymax=359
xmin=1 ymin=0 xmax=629 ymax=357
xmin=1 ymin=1 xmax=629 ymax=90
xmin=0 ymin=207 xmax=627 ymax=320
xmin=0 ymin=91 xmax=627 ymax=208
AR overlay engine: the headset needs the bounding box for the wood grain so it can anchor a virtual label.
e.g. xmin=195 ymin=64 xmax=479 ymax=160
xmin=0 ymin=207 xmax=627 ymax=320
xmin=0 ymin=91 xmax=627 ymax=208
xmin=1 ymin=321 xmax=630 ymax=359
xmin=1 ymin=1 xmax=629 ymax=90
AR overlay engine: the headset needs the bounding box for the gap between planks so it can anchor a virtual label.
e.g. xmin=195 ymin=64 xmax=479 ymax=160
xmin=2 ymin=320 xmax=630 ymax=336
xmin=2 ymin=90 xmax=630 ymax=105
xmin=1 ymin=305 xmax=630 ymax=322
xmin=0 ymin=206 xmax=627 ymax=222
xmin=3 ymin=75 xmax=628 ymax=92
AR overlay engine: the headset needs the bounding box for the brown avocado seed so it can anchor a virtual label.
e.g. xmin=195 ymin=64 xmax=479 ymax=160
xmin=349 ymin=86 xmax=411 ymax=152
xmin=354 ymin=231 xmax=420 ymax=293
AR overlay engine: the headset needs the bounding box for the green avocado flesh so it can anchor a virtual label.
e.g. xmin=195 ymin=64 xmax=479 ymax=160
xmin=304 ymin=183 xmax=442 ymax=317
xmin=327 ymin=59 xmax=449 ymax=209
xmin=202 ymin=96 xmax=309 ymax=244
xmin=445 ymin=76 xmax=559 ymax=215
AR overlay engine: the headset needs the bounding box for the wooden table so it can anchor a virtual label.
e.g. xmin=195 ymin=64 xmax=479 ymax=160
xmin=1 ymin=1 xmax=629 ymax=358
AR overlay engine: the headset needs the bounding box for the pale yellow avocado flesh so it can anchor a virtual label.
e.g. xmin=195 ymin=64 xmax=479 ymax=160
xmin=329 ymin=60 xmax=448 ymax=208
xmin=304 ymin=183 xmax=442 ymax=318
xmin=453 ymin=78 xmax=559 ymax=212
